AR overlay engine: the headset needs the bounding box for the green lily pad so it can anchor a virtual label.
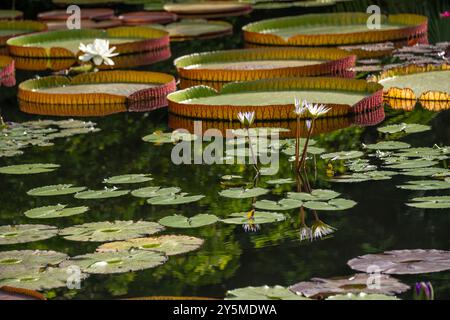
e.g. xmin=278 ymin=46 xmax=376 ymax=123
xmin=397 ymin=147 xmax=449 ymax=158
xmin=303 ymin=198 xmax=357 ymax=211
xmin=221 ymin=175 xmax=243 ymax=180
xmin=74 ymin=188 xmax=130 ymax=199
xmin=326 ymin=293 xmax=400 ymax=300
xmin=159 ymin=214 xmax=219 ymax=228
xmin=254 ymin=199 xmax=303 ymax=211
xmin=400 ymin=167 xmax=449 ymax=177
xmin=377 ymin=123 xmax=431 ymax=134
xmin=397 ymin=180 xmax=450 ymax=190
xmin=59 ymin=250 xmax=167 ymax=274
xmin=147 ymin=193 xmax=205 ymax=205
xmin=131 ymin=186 xmax=181 ymax=198
xmin=0 ymin=225 xmax=58 ymax=245
xmin=142 ymin=130 xmax=197 ymax=144
xmin=331 ymin=171 xmax=398 ymax=182
xmin=265 ymin=178 xmax=295 ymax=185
xmin=0 ymin=163 xmax=60 ymax=174
xmin=346 ymin=159 xmax=377 ymax=172
xmin=96 ymin=235 xmax=204 ymax=256
xmin=406 ymin=196 xmax=450 ymax=209
xmin=27 ymin=184 xmax=86 ymax=196
xmin=226 ymin=285 xmax=310 ymax=300
xmin=364 ymin=141 xmax=411 ymax=150
xmin=219 ymin=187 xmax=269 ymax=199
xmin=24 ymin=204 xmax=89 ymax=219
xmin=321 ymin=151 xmax=364 ymax=161
xmin=221 ymin=211 xmax=285 ymax=225
xmin=103 ymin=174 xmax=153 ymax=184
xmin=288 ymin=189 xmax=340 ymax=201
xmin=59 ymin=221 xmax=164 ymax=242
xmin=0 ymin=250 xmax=68 ymax=277
xmin=385 ymin=159 xmax=438 ymax=170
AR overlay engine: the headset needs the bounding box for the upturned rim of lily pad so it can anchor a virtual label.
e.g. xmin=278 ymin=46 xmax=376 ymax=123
xmin=0 ymin=21 xmax=47 ymax=46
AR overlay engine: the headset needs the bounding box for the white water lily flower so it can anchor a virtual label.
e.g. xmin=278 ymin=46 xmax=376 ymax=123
xmin=307 ymin=103 xmax=331 ymax=119
xmin=299 ymin=225 xmax=313 ymax=241
xmin=237 ymin=111 xmax=255 ymax=127
xmin=79 ymin=39 xmax=119 ymax=66
xmin=311 ymin=220 xmax=336 ymax=240
xmin=293 ymin=98 xmax=308 ymax=116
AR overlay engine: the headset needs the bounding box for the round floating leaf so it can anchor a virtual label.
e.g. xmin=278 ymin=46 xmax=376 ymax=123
xmin=400 ymin=167 xmax=449 ymax=177
xmin=159 ymin=214 xmax=218 ymax=229
xmin=219 ymin=187 xmax=269 ymax=199
xmin=103 ymin=174 xmax=153 ymax=184
xmin=0 ymin=250 xmax=68 ymax=277
xmin=288 ymin=189 xmax=340 ymax=201
xmin=377 ymin=123 xmax=431 ymax=134
xmin=331 ymin=171 xmax=398 ymax=183
xmin=254 ymin=199 xmax=302 ymax=211
xmin=346 ymin=159 xmax=377 ymax=172
xmin=24 ymin=204 xmax=89 ymax=219
xmin=131 ymin=186 xmax=181 ymax=198
xmin=397 ymin=180 xmax=450 ymax=190
xmin=142 ymin=130 xmax=197 ymax=144
xmin=147 ymin=193 xmax=205 ymax=205
xmin=221 ymin=211 xmax=285 ymax=225
xmin=364 ymin=141 xmax=411 ymax=150
xmin=321 ymin=151 xmax=364 ymax=161
xmin=27 ymin=184 xmax=86 ymax=196
xmin=326 ymin=293 xmax=400 ymax=300
xmin=303 ymin=198 xmax=357 ymax=211
xmin=265 ymin=178 xmax=295 ymax=185
xmin=60 ymin=250 xmax=167 ymax=274
xmin=59 ymin=221 xmax=164 ymax=242
xmin=406 ymin=196 xmax=450 ymax=209
xmin=289 ymin=273 xmax=409 ymax=298
xmin=0 ymin=225 xmax=58 ymax=245
xmin=96 ymin=235 xmax=204 ymax=256
xmin=74 ymin=188 xmax=130 ymax=199
xmin=397 ymin=147 xmax=449 ymax=159
xmin=385 ymin=159 xmax=438 ymax=170
xmin=226 ymin=285 xmax=310 ymax=300
xmin=348 ymin=249 xmax=450 ymax=274
xmin=0 ymin=163 xmax=60 ymax=174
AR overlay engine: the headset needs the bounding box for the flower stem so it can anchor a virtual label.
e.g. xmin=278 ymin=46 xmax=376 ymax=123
xmin=297 ymin=119 xmax=315 ymax=171
xmin=247 ymin=127 xmax=259 ymax=173
xmin=295 ymin=116 xmax=301 ymax=171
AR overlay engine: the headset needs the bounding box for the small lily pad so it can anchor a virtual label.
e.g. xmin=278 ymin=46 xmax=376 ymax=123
xmin=147 ymin=193 xmax=205 ymax=205
xmin=131 ymin=186 xmax=181 ymax=198
xmin=221 ymin=175 xmax=242 ymax=180
xmin=288 ymin=189 xmax=340 ymax=201
xmin=221 ymin=211 xmax=285 ymax=225
xmin=96 ymin=235 xmax=204 ymax=256
xmin=74 ymin=188 xmax=130 ymax=199
xmin=364 ymin=141 xmax=411 ymax=150
xmin=397 ymin=180 xmax=450 ymax=190
xmin=331 ymin=171 xmax=397 ymax=183
xmin=346 ymin=159 xmax=377 ymax=172
xmin=406 ymin=196 xmax=450 ymax=209
xmin=159 ymin=214 xmax=219 ymax=228
xmin=321 ymin=151 xmax=364 ymax=161
xmin=397 ymin=147 xmax=449 ymax=158
xmin=0 ymin=250 xmax=68 ymax=277
xmin=219 ymin=187 xmax=269 ymax=199
xmin=400 ymin=167 xmax=449 ymax=177
xmin=27 ymin=184 xmax=86 ymax=196
xmin=265 ymin=178 xmax=295 ymax=185
xmin=0 ymin=225 xmax=58 ymax=245
xmin=303 ymin=198 xmax=357 ymax=211
xmin=385 ymin=159 xmax=438 ymax=170
xmin=0 ymin=163 xmax=60 ymax=174
xmin=326 ymin=293 xmax=400 ymax=300
xmin=103 ymin=174 xmax=153 ymax=184
xmin=59 ymin=250 xmax=167 ymax=274
xmin=142 ymin=130 xmax=197 ymax=144
xmin=226 ymin=285 xmax=310 ymax=300
xmin=24 ymin=204 xmax=88 ymax=219
xmin=377 ymin=123 xmax=431 ymax=134
xmin=59 ymin=221 xmax=164 ymax=242
xmin=254 ymin=199 xmax=303 ymax=211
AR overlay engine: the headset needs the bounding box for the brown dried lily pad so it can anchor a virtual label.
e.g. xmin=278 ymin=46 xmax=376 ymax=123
xmin=348 ymin=249 xmax=450 ymax=274
xmin=289 ymin=273 xmax=409 ymax=298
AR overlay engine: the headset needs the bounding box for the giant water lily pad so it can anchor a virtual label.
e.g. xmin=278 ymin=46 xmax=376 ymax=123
xmin=348 ymin=249 xmax=450 ymax=274
xmin=289 ymin=273 xmax=409 ymax=298
xmin=219 ymin=187 xmax=269 ymax=199
xmin=96 ymin=235 xmax=204 ymax=256
xmin=60 ymin=250 xmax=167 ymax=274
xmin=221 ymin=211 xmax=285 ymax=225
xmin=103 ymin=174 xmax=153 ymax=184
xmin=131 ymin=186 xmax=181 ymax=198
xmin=364 ymin=141 xmax=411 ymax=150
xmin=0 ymin=225 xmax=58 ymax=245
xmin=377 ymin=123 xmax=431 ymax=134
xmin=147 ymin=193 xmax=205 ymax=205
xmin=0 ymin=163 xmax=60 ymax=174
xmin=59 ymin=221 xmax=164 ymax=242
xmin=320 ymin=151 xmax=364 ymax=161
xmin=226 ymin=285 xmax=310 ymax=300
xmin=287 ymin=189 xmax=340 ymax=201
xmin=326 ymin=293 xmax=400 ymax=300
xmin=158 ymin=214 xmax=219 ymax=229
xmin=254 ymin=199 xmax=302 ymax=211
xmin=74 ymin=188 xmax=130 ymax=199
xmin=24 ymin=204 xmax=89 ymax=219
xmin=397 ymin=180 xmax=450 ymax=190
xmin=303 ymin=198 xmax=357 ymax=211
xmin=0 ymin=250 xmax=68 ymax=277
xmin=167 ymin=77 xmax=383 ymax=120
xmin=27 ymin=184 xmax=86 ymax=196
xmin=0 ymin=21 xmax=47 ymax=46
xmin=406 ymin=196 xmax=450 ymax=209
xmin=164 ymin=2 xmax=252 ymax=19
xmin=163 ymin=19 xmax=232 ymax=41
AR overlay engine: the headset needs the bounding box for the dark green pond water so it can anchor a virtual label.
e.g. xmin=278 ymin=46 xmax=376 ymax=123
xmin=1 ymin=0 xmax=450 ymax=300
